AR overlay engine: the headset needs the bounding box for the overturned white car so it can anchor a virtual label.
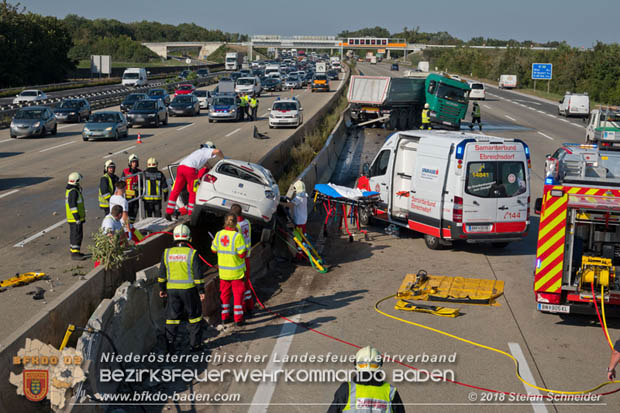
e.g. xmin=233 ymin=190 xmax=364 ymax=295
xmin=190 ymin=159 xmax=280 ymax=227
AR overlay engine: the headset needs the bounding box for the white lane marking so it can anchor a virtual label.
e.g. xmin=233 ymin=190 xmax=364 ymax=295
xmin=103 ymin=145 xmax=136 ymax=158
xmin=508 ymin=343 xmax=548 ymax=413
xmin=58 ymin=124 xmax=75 ymax=130
xmin=225 ymin=128 xmax=241 ymax=137
xmin=0 ymin=189 xmax=19 ymax=199
xmin=248 ymin=314 xmax=300 ymax=413
xmin=0 ymin=138 xmax=13 ymax=143
xmin=545 ymin=113 xmax=555 ymax=117
xmin=515 ymin=99 xmax=541 ymax=106
xmin=505 ymin=115 xmax=517 ymax=122
xmin=14 ymin=219 xmax=67 ymax=247
xmin=39 ymin=140 xmax=76 ymax=153
xmin=262 ymin=112 xmax=270 ymax=117
xmin=538 ymin=131 xmax=554 ymax=141
xmin=528 ymin=107 xmax=536 ymax=110
xmin=536 ymin=110 xmax=545 ymax=114
xmin=561 ymin=119 xmax=570 ymax=123
xmin=176 ymin=123 xmax=194 ymax=131
xmin=482 ymin=104 xmax=491 ymax=110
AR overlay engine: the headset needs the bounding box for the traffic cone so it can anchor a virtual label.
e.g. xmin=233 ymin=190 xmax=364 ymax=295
xmin=136 ymin=133 xmax=142 ymax=144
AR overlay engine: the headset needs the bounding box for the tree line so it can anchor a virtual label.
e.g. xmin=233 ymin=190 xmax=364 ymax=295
xmin=0 ymin=1 xmax=249 ymax=87
xmin=421 ymin=43 xmax=620 ymax=104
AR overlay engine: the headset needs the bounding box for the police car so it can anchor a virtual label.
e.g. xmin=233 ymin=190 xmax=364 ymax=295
xmin=269 ymin=97 xmax=303 ymax=128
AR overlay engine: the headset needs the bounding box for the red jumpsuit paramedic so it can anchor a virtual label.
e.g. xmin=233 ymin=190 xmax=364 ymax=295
xmin=212 ymin=213 xmax=247 ymax=327
xmin=165 ymin=141 xmax=223 ymax=219
xmin=231 ymin=203 xmax=254 ymax=313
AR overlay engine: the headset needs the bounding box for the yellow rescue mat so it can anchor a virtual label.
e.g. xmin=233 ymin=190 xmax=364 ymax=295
xmin=395 ymin=299 xmax=460 ymax=317
xmin=397 ymin=270 xmax=504 ymax=306
xmin=0 ymin=272 xmax=47 ymax=289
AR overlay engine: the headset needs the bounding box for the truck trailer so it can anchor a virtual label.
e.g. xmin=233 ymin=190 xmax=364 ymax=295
xmin=348 ymin=73 xmax=470 ymax=130
xmin=534 ymin=143 xmax=620 ymax=315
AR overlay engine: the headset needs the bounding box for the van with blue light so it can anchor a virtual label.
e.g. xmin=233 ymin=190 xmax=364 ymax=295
xmin=360 ymin=131 xmax=531 ymax=249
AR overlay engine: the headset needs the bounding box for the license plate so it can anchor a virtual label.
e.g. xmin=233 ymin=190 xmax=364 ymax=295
xmin=136 ymin=116 xmax=144 ymax=121
xmin=537 ymin=303 xmax=570 ymax=313
xmin=466 ymin=224 xmax=493 ymax=232
xmin=604 ymin=131 xmax=616 ymax=140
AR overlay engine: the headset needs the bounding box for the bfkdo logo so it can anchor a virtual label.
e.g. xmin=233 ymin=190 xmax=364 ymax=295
xmin=23 ymin=370 xmax=48 ymax=402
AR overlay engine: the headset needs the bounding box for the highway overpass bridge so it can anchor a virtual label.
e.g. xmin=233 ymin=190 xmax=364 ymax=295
xmin=143 ymin=37 xmax=557 ymax=60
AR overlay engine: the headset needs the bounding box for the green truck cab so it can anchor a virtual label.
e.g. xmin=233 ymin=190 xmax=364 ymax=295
xmin=425 ymin=73 xmax=470 ymax=129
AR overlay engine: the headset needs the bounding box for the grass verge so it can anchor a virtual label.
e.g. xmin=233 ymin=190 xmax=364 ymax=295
xmin=277 ymin=87 xmax=349 ymax=194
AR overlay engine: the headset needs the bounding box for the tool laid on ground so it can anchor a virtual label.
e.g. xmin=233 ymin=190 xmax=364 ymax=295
xmin=394 ymin=299 xmax=460 ymax=317
xmin=397 ymin=270 xmax=504 ymax=306
xmin=0 ymin=272 xmax=47 ymax=289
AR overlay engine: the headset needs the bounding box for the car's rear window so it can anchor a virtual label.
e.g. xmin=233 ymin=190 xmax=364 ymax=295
xmin=217 ymin=163 xmax=265 ymax=185
xmin=21 ymin=91 xmax=38 ymax=96
xmin=471 ymin=83 xmax=484 ymax=90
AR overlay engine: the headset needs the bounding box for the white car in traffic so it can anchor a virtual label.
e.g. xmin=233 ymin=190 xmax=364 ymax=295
xmin=13 ymin=90 xmax=47 ymax=104
xmin=469 ymin=82 xmax=486 ymax=100
xmin=269 ymin=98 xmax=303 ymax=128
xmin=191 ymin=159 xmax=280 ymax=226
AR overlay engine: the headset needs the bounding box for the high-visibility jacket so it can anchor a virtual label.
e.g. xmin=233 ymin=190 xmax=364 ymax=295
xmin=472 ymin=105 xmax=481 ymax=118
xmin=65 ymin=186 xmax=85 ymax=223
xmin=122 ymin=167 xmax=142 ymax=199
xmin=144 ymin=168 xmax=169 ymax=201
xmin=344 ymin=382 xmax=396 ymax=412
xmin=99 ymin=173 xmax=117 ymax=208
xmin=239 ymin=96 xmax=248 ymax=107
xmin=421 ymin=109 xmax=430 ymax=124
xmin=160 ymin=246 xmax=204 ymax=290
xmin=236 ymin=218 xmax=252 ymax=257
xmin=249 ymin=98 xmax=258 ymax=108
xmin=211 ymin=229 xmax=246 ymax=280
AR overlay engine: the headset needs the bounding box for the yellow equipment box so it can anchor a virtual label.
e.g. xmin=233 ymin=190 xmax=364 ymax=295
xmin=397 ymin=271 xmax=504 ymax=306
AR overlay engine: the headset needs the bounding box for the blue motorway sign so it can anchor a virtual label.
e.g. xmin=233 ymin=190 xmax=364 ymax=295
xmin=532 ymin=63 xmax=552 ymax=80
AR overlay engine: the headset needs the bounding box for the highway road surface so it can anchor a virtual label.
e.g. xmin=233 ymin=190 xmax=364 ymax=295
xmin=147 ymin=63 xmax=617 ymax=412
xmin=0 ymin=75 xmax=343 ymax=335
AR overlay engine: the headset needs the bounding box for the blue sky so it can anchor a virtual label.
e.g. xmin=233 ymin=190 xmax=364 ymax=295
xmin=17 ymin=0 xmax=618 ymax=47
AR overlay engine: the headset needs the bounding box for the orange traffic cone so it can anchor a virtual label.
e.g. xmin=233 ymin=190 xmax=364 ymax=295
xmin=136 ymin=133 xmax=142 ymax=144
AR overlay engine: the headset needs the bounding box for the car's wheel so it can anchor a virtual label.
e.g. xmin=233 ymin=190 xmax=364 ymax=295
xmin=269 ymin=124 xmax=273 ymax=129
xmin=40 ymin=127 xmax=46 ymax=138
xmin=77 ymin=115 xmax=81 ymax=123
xmin=189 ymin=208 xmax=204 ymax=228
xmin=424 ymin=234 xmax=442 ymax=250
xmin=491 ymin=242 xmax=510 ymax=249
xmin=10 ymin=133 xmax=16 ymax=139
xmin=154 ymin=117 xmax=160 ymax=128
xmin=208 ymin=118 xmax=213 ymax=123
xmin=114 ymin=131 xmax=119 ymax=141
xmin=164 ymin=114 xmax=169 ymax=125
xmin=83 ymin=137 xmax=88 ymax=142
xmin=51 ymin=124 xmax=57 ymax=135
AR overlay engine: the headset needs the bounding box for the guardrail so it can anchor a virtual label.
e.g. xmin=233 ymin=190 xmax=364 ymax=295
xmin=0 ymin=70 xmax=228 ymax=129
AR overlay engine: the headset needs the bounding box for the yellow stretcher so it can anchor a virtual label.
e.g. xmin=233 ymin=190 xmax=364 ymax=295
xmin=0 ymin=272 xmax=47 ymax=289
xmin=397 ymin=270 xmax=504 ymax=306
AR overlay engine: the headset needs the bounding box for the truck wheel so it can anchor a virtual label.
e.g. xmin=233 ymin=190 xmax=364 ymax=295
xmin=388 ymin=114 xmax=398 ymax=130
xmin=398 ymin=110 xmax=408 ymax=130
xmin=359 ymin=208 xmax=370 ymax=226
xmin=424 ymin=234 xmax=442 ymax=250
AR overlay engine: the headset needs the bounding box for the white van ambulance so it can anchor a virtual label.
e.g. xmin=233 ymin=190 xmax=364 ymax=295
xmin=362 ymin=131 xmax=531 ymax=249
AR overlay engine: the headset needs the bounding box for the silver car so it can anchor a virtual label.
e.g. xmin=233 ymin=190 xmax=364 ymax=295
xmin=13 ymin=89 xmax=47 ymax=104
xmin=10 ymin=106 xmax=57 ymax=138
xmin=284 ymin=76 xmax=302 ymax=89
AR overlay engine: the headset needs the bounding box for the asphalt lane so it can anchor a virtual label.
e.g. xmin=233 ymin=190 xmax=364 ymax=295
xmin=174 ymin=63 xmax=617 ymax=412
xmin=0 ymin=76 xmax=344 ymax=335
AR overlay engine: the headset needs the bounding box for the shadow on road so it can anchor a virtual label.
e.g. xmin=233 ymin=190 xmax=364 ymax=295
xmin=0 ymin=151 xmax=23 ymax=159
xmin=0 ymin=176 xmax=52 ymax=191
